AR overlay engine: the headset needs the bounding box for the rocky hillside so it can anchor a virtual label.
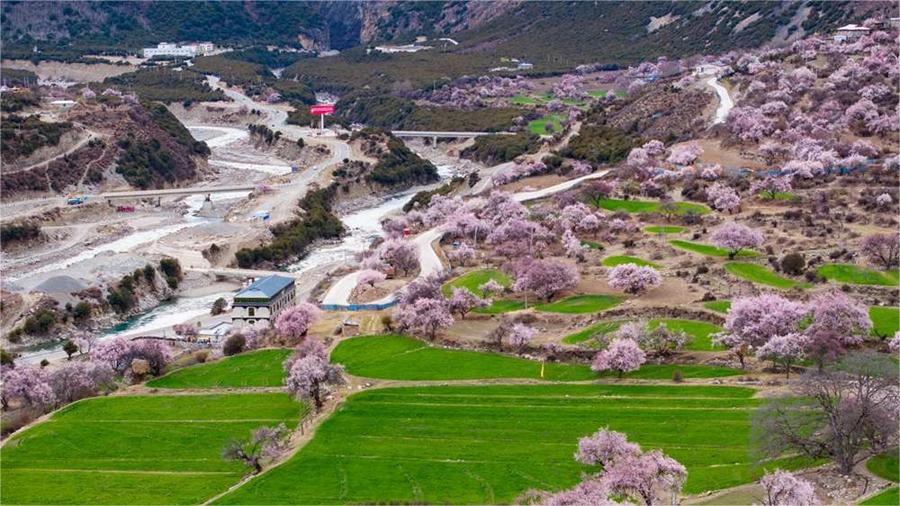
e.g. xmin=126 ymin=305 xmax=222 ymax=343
xmin=0 ymin=96 xmax=210 ymax=198
xmin=3 ymin=1 xmax=894 ymax=62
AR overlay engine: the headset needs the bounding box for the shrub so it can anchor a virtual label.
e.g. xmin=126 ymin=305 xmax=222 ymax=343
xmin=780 ymin=253 xmax=805 ymax=276
xmin=461 ymin=132 xmax=540 ymax=164
xmin=223 ymin=334 xmax=246 ymax=356
xmin=62 ymin=340 xmax=79 ymax=360
xmin=211 ymin=297 xmax=228 ymax=315
xmin=672 ymin=369 xmax=683 ymax=383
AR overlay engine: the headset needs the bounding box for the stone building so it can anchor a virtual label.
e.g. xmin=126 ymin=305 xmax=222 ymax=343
xmin=231 ymin=275 xmax=295 ymax=329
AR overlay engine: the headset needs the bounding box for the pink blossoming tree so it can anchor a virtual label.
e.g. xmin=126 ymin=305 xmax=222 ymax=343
xmin=759 ymin=469 xmax=817 ymax=506
xmin=607 ymin=264 xmax=662 ymax=295
xmin=275 ymin=302 xmax=322 ymax=340
xmin=591 ymin=338 xmax=646 ymax=378
xmin=710 ymin=222 xmax=763 ymax=259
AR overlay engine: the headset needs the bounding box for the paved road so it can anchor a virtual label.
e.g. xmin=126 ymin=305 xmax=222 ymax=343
xmin=705 ymin=76 xmax=734 ymax=124
xmin=320 ymin=170 xmax=610 ymax=307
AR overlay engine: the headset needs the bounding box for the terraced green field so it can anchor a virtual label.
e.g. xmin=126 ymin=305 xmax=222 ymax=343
xmin=443 ymin=268 xmax=512 ymax=297
xmin=602 ymin=255 xmax=659 ymax=268
xmin=528 ymin=114 xmax=564 ymax=135
xmin=645 ymin=225 xmax=685 ymax=234
xmin=704 ymin=300 xmax=731 ymax=313
xmin=564 ymin=319 xmax=722 ymax=351
xmin=596 ymin=199 xmax=710 ymax=215
xmin=870 ymin=306 xmax=900 ymax=338
xmin=535 ymin=294 xmax=622 ymax=314
xmin=215 ymin=384 xmax=811 ymax=504
xmin=817 ymin=264 xmax=900 ymax=286
xmin=331 ymin=335 xmax=594 ymax=381
xmin=670 ymin=240 xmax=760 ymax=258
xmin=867 ymin=450 xmax=899 ymax=482
xmin=861 ymin=487 xmax=900 ymax=505
xmin=562 ymin=320 xmax=626 ymax=345
xmin=475 ymin=299 xmax=526 ymax=314
xmin=649 ymin=319 xmax=724 ymax=351
xmin=147 ymin=349 xmax=292 ymax=389
xmin=0 ymin=394 xmax=303 ymax=505
xmin=725 ymin=263 xmax=810 ymax=290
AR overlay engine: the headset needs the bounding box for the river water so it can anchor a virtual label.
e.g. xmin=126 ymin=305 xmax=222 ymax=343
xmin=16 ymin=119 xmax=453 ymax=363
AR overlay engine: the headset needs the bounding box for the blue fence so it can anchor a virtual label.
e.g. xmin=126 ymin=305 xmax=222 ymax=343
xmin=320 ymin=300 xmax=397 ymax=311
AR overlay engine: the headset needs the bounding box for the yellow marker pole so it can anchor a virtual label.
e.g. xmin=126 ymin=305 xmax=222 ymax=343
xmin=540 ymin=361 xmax=545 ymax=379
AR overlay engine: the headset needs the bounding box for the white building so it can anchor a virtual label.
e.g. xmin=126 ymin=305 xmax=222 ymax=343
xmin=833 ymin=24 xmax=870 ymax=43
xmin=143 ymin=42 xmax=214 ymax=59
xmin=231 ymin=275 xmax=296 ymax=329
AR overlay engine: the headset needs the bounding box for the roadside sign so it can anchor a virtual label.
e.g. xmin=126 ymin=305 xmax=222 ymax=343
xmin=309 ymin=104 xmax=335 ymax=115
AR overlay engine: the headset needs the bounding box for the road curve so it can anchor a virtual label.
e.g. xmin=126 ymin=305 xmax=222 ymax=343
xmin=705 ymin=76 xmax=733 ymax=125
xmin=321 ymin=170 xmax=610 ymax=307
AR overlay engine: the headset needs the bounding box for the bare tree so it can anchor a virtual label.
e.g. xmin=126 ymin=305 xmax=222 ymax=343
xmin=222 ymin=424 xmax=290 ymax=474
xmin=752 ymin=351 xmax=899 ymax=474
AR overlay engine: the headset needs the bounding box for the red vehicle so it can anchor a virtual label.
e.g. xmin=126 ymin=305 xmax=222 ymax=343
xmin=116 ymin=205 xmax=135 ymax=213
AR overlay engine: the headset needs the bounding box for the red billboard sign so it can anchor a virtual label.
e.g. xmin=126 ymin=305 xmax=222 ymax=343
xmin=309 ymin=104 xmax=335 ymax=115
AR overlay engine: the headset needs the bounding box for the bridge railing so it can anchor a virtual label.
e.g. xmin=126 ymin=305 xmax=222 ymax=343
xmin=320 ymin=300 xmax=397 ymax=311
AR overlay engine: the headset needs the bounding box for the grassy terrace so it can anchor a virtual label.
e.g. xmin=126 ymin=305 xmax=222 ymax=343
xmin=862 ymin=487 xmax=900 ymax=506
xmin=0 ymin=394 xmax=302 ymax=505
xmin=443 ymin=268 xmax=512 ymax=297
xmin=564 ymin=319 xmax=722 ymax=351
xmin=725 ymin=263 xmax=810 ymax=290
xmin=596 ymin=198 xmax=710 ymax=215
xmin=563 ymin=320 xmax=626 ymax=345
xmin=870 ymin=306 xmax=900 ymax=338
xmin=147 ymin=349 xmax=291 ymax=389
xmin=332 ymin=334 xmax=593 ymax=381
xmin=670 ymin=240 xmax=760 ymax=258
xmin=649 ymin=319 xmax=723 ymax=351
xmin=645 ymin=225 xmax=685 ymax=234
xmin=704 ymin=300 xmax=732 ymax=313
xmin=535 ymin=294 xmax=622 ymax=314
xmin=602 ymin=255 xmax=659 ymax=268
xmin=817 ymin=264 xmax=900 ymax=286
xmin=863 ymin=451 xmax=899 ymax=506
xmin=216 ymin=384 xmax=810 ymax=504
xmin=527 ymin=114 xmax=564 ymax=135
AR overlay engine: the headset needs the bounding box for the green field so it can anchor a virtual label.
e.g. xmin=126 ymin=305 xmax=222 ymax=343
xmin=868 ymin=451 xmax=899 ymax=483
xmin=645 ymin=225 xmax=685 ymax=234
xmin=331 ymin=335 xmax=595 ymax=381
xmin=597 ymin=364 xmax=741 ymax=379
xmin=535 ymin=294 xmax=622 ymax=314
xmin=147 ymin=349 xmax=292 ymax=389
xmin=648 ymin=319 xmax=724 ymax=351
xmin=215 ymin=384 xmax=812 ymax=504
xmin=817 ymin=264 xmax=900 ymax=286
xmin=562 ymin=320 xmax=626 ymax=345
xmin=0 ymin=393 xmax=302 ymax=505
xmin=475 ymin=299 xmax=526 ymax=314
xmin=563 ymin=318 xmax=723 ymax=351
xmin=596 ymin=199 xmax=710 ymax=215
xmin=443 ymin=269 xmax=519 ymax=313
xmin=725 ymin=263 xmax=810 ymax=290
xmin=870 ymin=307 xmax=900 ymax=338
xmin=528 ymin=114 xmax=564 ymax=135
xmin=443 ymin=268 xmax=512 ymax=297
xmin=862 ymin=487 xmax=900 ymax=506
xmin=602 ymin=255 xmax=659 ymax=268
xmin=670 ymin=240 xmax=760 ymax=258
xmin=704 ymin=300 xmax=731 ymax=313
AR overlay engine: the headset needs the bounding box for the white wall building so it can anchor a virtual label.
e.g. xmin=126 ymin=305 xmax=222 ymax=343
xmin=143 ymin=42 xmax=215 ymax=59
xmin=231 ymin=275 xmax=296 ymax=329
xmin=833 ymin=24 xmax=870 ymax=43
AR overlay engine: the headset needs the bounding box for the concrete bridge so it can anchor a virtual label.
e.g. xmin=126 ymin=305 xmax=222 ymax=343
xmin=97 ymin=184 xmax=260 ymax=202
xmin=390 ymin=130 xmax=515 ymax=143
